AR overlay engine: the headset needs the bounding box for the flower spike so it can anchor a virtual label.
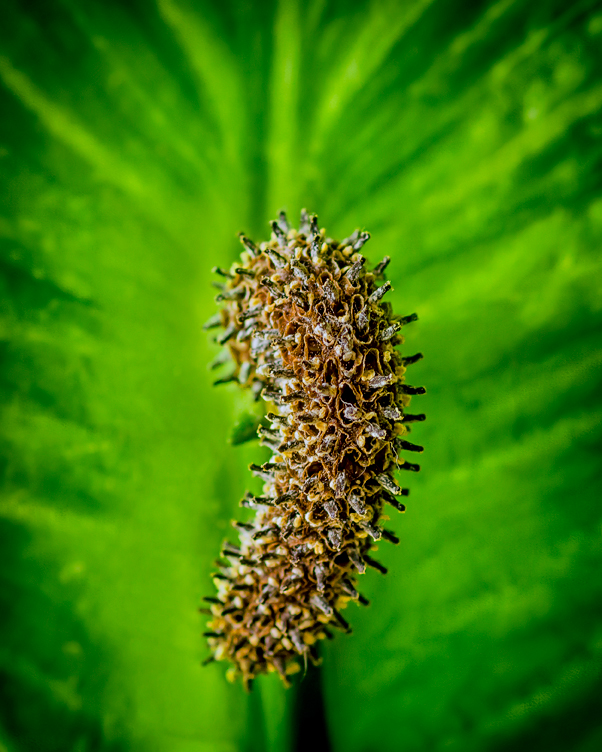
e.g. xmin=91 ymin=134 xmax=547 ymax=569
xmin=203 ymin=213 xmax=426 ymax=687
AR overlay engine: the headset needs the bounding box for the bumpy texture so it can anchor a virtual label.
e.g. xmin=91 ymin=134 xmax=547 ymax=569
xmin=202 ymin=211 xmax=425 ymax=689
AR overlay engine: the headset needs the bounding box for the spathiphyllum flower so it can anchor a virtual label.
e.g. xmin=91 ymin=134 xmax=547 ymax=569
xmin=202 ymin=211 xmax=425 ymax=688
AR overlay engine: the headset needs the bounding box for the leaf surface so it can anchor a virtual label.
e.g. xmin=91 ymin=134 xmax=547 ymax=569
xmin=1 ymin=2 xmax=601 ymax=752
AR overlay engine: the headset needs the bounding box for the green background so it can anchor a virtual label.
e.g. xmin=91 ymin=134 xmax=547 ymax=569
xmin=1 ymin=1 xmax=601 ymax=750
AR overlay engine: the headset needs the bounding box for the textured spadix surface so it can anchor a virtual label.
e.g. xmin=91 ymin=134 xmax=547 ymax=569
xmin=1 ymin=1 xmax=601 ymax=752
xmin=204 ymin=214 xmax=424 ymax=686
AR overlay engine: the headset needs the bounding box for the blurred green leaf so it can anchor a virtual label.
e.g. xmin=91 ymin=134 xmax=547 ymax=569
xmin=1 ymin=1 xmax=601 ymax=752
xmin=230 ymin=413 xmax=262 ymax=448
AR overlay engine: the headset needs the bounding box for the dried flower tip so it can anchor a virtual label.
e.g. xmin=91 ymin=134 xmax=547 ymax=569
xmin=402 ymin=352 xmax=424 ymax=366
xmin=349 ymin=493 xmax=367 ymax=515
xmin=216 ymin=326 xmax=237 ymax=345
xmin=299 ymin=208 xmax=311 ymax=234
xmin=364 ymin=555 xmax=388 ymax=574
xmin=270 ymin=219 xmax=288 ymax=246
xmin=238 ymin=305 xmax=263 ymax=322
xmin=311 ymin=594 xmax=333 ymax=616
xmin=278 ymin=211 xmax=290 ymax=232
xmin=402 ymin=413 xmax=426 ymax=423
xmin=398 ymin=460 xmax=421 ymax=472
xmin=373 ymin=256 xmax=391 ymax=277
xmin=215 ymin=290 xmax=245 ymax=303
xmin=368 ymin=281 xmax=392 ymax=304
xmin=379 ymin=322 xmax=403 ymax=341
xmin=209 ymin=350 xmax=230 ymax=370
xmin=260 ymin=276 xmax=283 ymax=296
xmin=382 ymin=529 xmax=400 ymax=545
xmin=203 ymin=313 xmax=223 ymax=330
xmin=213 ymin=373 xmax=237 ymax=387
xmin=235 ymin=267 xmax=256 ymax=279
xmin=353 ymin=231 xmax=371 ymax=250
xmin=396 ymin=439 xmax=424 ymax=453
xmin=399 ymin=384 xmax=426 ymax=396
xmin=377 ymin=474 xmax=404 ymax=496
xmin=212 ymin=266 xmax=234 ymax=278
xmin=267 ymin=412 xmax=289 ymax=425
xmin=345 ymin=256 xmax=366 ymax=283
xmin=238 ymin=233 xmax=259 ymax=255
xmin=341 ymin=229 xmax=359 ymax=246
xmin=382 ymin=491 xmax=407 ymax=513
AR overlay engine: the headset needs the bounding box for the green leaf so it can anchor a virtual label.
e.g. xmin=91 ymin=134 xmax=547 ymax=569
xmin=230 ymin=413 xmax=262 ymax=447
xmin=1 ymin=1 xmax=601 ymax=751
